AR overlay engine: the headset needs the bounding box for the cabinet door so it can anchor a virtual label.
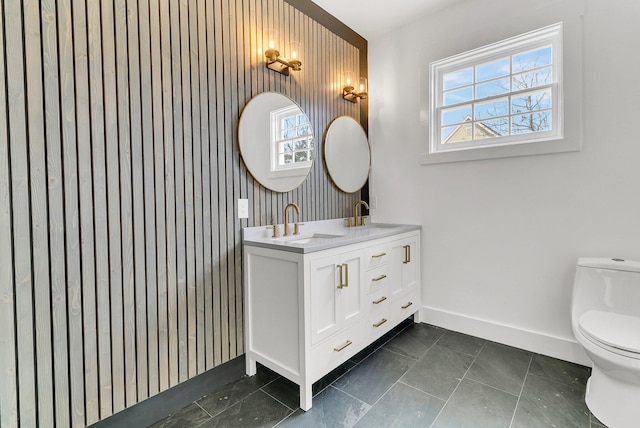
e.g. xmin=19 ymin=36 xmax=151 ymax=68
xmin=309 ymin=250 xmax=364 ymax=345
xmin=310 ymin=254 xmax=341 ymax=344
xmin=389 ymin=236 xmax=419 ymax=297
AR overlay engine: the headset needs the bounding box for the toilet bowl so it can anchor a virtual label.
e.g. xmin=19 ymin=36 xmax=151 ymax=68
xmin=571 ymin=257 xmax=640 ymax=428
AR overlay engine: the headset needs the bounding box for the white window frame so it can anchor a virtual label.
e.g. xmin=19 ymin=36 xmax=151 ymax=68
xmin=422 ymin=22 xmax=579 ymax=165
xmin=269 ymin=105 xmax=314 ymax=178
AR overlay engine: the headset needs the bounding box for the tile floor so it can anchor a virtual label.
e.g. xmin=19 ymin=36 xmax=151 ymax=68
xmin=149 ymin=320 xmax=608 ymax=428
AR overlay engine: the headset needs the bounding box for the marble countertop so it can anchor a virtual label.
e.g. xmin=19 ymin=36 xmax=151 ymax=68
xmin=242 ymin=218 xmax=421 ymax=253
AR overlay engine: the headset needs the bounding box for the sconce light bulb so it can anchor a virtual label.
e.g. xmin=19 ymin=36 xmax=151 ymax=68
xmin=269 ymin=40 xmax=275 ymax=49
xmin=291 ymin=51 xmax=297 ymax=59
xmin=346 ymin=78 xmax=351 ymax=85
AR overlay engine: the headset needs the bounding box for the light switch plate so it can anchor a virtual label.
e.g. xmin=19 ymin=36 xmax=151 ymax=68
xmin=238 ymin=199 xmax=249 ymax=219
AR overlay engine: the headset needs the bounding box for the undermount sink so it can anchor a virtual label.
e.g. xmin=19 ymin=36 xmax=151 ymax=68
xmin=362 ymin=223 xmax=398 ymax=229
xmin=279 ymin=233 xmax=345 ymax=245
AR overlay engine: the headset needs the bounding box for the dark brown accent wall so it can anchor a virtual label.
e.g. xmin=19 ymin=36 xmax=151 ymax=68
xmin=0 ymin=0 xmax=366 ymax=426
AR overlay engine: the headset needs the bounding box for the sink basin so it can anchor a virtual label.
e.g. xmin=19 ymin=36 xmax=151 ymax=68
xmin=363 ymin=223 xmax=398 ymax=229
xmin=279 ymin=233 xmax=345 ymax=245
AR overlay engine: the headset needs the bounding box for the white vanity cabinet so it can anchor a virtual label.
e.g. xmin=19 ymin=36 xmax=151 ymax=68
xmin=243 ymin=226 xmax=421 ymax=411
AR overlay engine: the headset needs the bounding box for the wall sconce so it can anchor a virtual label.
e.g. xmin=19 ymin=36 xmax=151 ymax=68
xmin=265 ymin=30 xmax=301 ymax=76
xmin=342 ymin=72 xmax=367 ymax=103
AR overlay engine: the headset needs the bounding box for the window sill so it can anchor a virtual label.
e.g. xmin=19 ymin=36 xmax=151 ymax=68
xmin=420 ymin=137 xmax=580 ymax=164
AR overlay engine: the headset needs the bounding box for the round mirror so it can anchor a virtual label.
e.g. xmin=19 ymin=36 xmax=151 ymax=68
xmin=239 ymin=92 xmax=315 ymax=192
xmin=324 ymin=116 xmax=370 ymax=193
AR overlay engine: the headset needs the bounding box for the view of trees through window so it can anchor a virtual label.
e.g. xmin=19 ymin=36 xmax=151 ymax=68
xmin=271 ymin=106 xmax=314 ymax=171
xmin=440 ymin=46 xmax=554 ymax=144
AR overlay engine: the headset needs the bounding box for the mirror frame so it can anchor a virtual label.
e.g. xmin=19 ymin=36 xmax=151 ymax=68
xmin=238 ymin=92 xmax=315 ymax=192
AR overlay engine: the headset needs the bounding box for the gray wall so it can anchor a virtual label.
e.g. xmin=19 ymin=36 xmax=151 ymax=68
xmin=0 ymin=0 xmax=366 ymax=426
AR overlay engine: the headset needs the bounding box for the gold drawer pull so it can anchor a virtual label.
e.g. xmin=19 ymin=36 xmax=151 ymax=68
xmin=333 ymin=340 xmax=353 ymax=352
xmin=372 ymin=296 xmax=387 ymax=305
xmin=373 ymin=318 xmax=388 ymax=328
xmin=372 ymin=274 xmax=387 ymax=282
xmin=372 ymin=252 xmax=387 ymax=259
xmin=401 ymin=301 xmax=413 ymax=309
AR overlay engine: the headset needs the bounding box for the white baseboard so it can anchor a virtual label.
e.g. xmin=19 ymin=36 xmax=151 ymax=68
xmin=420 ymin=305 xmax=592 ymax=367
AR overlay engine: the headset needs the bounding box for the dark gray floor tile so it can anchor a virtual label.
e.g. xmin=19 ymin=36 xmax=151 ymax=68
xmin=199 ymin=390 xmax=291 ymax=428
xmin=465 ymin=341 xmax=532 ymax=395
xmin=261 ymin=376 xmax=300 ymax=410
xmin=383 ymin=322 xmax=445 ymax=360
xmin=437 ymin=330 xmax=486 ymax=357
xmin=528 ymin=353 xmax=590 ymax=387
xmin=196 ymin=367 xmax=279 ymax=417
xmin=431 ymin=378 xmax=518 ymax=428
xmin=399 ymin=344 xmax=474 ymax=400
xmin=511 ymin=373 xmax=590 ymax=428
xmin=260 ymin=360 xmax=358 ymax=411
xmin=277 ymin=386 xmax=370 ymax=428
xmin=312 ymin=360 xmax=356 ymax=396
xmin=334 ymin=348 xmax=415 ymax=405
xmin=354 ymin=383 xmax=444 ymax=428
xmin=148 ymin=403 xmax=211 ymax=428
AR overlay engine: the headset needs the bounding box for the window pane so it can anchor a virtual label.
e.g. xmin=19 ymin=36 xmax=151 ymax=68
xmin=443 ymin=67 xmax=473 ymax=90
xmin=298 ymin=114 xmax=307 ymax=124
xmin=309 ymin=148 xmax=315 ymax=160
xmin=512 ymin=46 xmax=552 ymax=73
xmin=475 ymin=98 xmax=509 ymax=120
xmin=442 ymin=105 xmax=472 ymax=126
xmin=512 ymin=67 xmax=552 ymax=90
xmin=294 ymin=140 xmax=307 ymax=150
xmin=298 ymin=125 xmax=311 ymax=136
xmin=476 ymin=57 xmax=509 ymax=82
xmin=476 ymin=119 xmax=509 ymax=139
xmin=282 ymin=142 xmax=293 ymax=153
xmin=283 ymin=129 xmax=295 ymax=139
xmin=511 ymin=89 xmax=551 ymax=114
xmin=295 ymin=151 xmax=308 ymax=162
xmin=511 ymin=111 xmax=552 ymax=134
xmin=284 ymin=117 xmax=296 ymax=128
xmin=309 ymin=139 xmax=315 ymax=149
xmin=283 ymin=153 xmax=293 ymax=164
xmin=475 ymin=78 xmax=510 ymax=99
xmin=441 ymin=123 xmax=472 ymax=143
xmin=444 ymin=86 xmax=473 ymax=106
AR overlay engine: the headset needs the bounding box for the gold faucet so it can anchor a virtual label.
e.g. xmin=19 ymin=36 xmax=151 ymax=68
xmin=284 ymin=202 xmax=300 ymax=236
xmin=353 ymin=200 xmax=369 ymax=227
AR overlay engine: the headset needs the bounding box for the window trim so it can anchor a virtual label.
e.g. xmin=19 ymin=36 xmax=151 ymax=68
xmin=269 ymin=106 xmax=314 ymax=178
xmin=421 ymin=22 xmax=580 ymax=165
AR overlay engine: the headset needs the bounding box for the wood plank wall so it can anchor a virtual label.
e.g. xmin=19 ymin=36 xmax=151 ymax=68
xmin=0 ymin=0 xmax=364 ymax=426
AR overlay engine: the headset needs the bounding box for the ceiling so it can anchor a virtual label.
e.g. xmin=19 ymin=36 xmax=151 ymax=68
xmin=309 ymin=0 xmax=460 ymax=40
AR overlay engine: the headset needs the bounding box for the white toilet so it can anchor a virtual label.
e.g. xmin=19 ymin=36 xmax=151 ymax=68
xmin=571 ymin=257 xmax=640 ymax=428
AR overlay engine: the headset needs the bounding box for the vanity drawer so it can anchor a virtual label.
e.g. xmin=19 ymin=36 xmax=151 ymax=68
xmin=311 ymin=321 xmax=367 ymax=381
xmin=391 ymin=289 xmax=420 ymax=324
xmin=367 ymin=297 xmax=392 ymax=340
xmin=365 ymin=265 xmax=389 ymax=295
xmin=364 ymin=245 xmax=390 ymax=270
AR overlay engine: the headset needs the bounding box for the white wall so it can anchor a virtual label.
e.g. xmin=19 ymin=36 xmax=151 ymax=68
xmin=368 ymin=0 xmax=640 ymax=364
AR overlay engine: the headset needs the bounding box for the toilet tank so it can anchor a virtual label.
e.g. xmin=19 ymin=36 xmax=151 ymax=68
xmin=572 ymin=258 xmax=640 ymax=326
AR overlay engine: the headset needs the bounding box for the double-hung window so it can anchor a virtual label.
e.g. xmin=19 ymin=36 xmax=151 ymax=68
xmin=270 ymin=105 xmax=314 ymax=175
xmin=429 ymin=23 xmax=563 ymax=157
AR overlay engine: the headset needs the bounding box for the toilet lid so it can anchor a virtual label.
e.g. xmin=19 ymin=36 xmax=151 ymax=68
xmin=578 ymin=310 xmax=640 ymax=354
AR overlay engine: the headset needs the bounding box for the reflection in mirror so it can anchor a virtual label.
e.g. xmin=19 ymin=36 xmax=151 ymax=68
xmin=239 ymin=92 xmax=314 ymax=192
xmin=324 ymin=116 xmax=370 ymax=193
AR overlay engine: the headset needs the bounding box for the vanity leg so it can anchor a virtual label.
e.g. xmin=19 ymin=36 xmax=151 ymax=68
xmin=300 ymin=382 xmax=313 ymax=411
xmin=413 ymin=308 xmax=422 ymax=324
xmin=246 ymin=354 xmax=257 ymax=376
